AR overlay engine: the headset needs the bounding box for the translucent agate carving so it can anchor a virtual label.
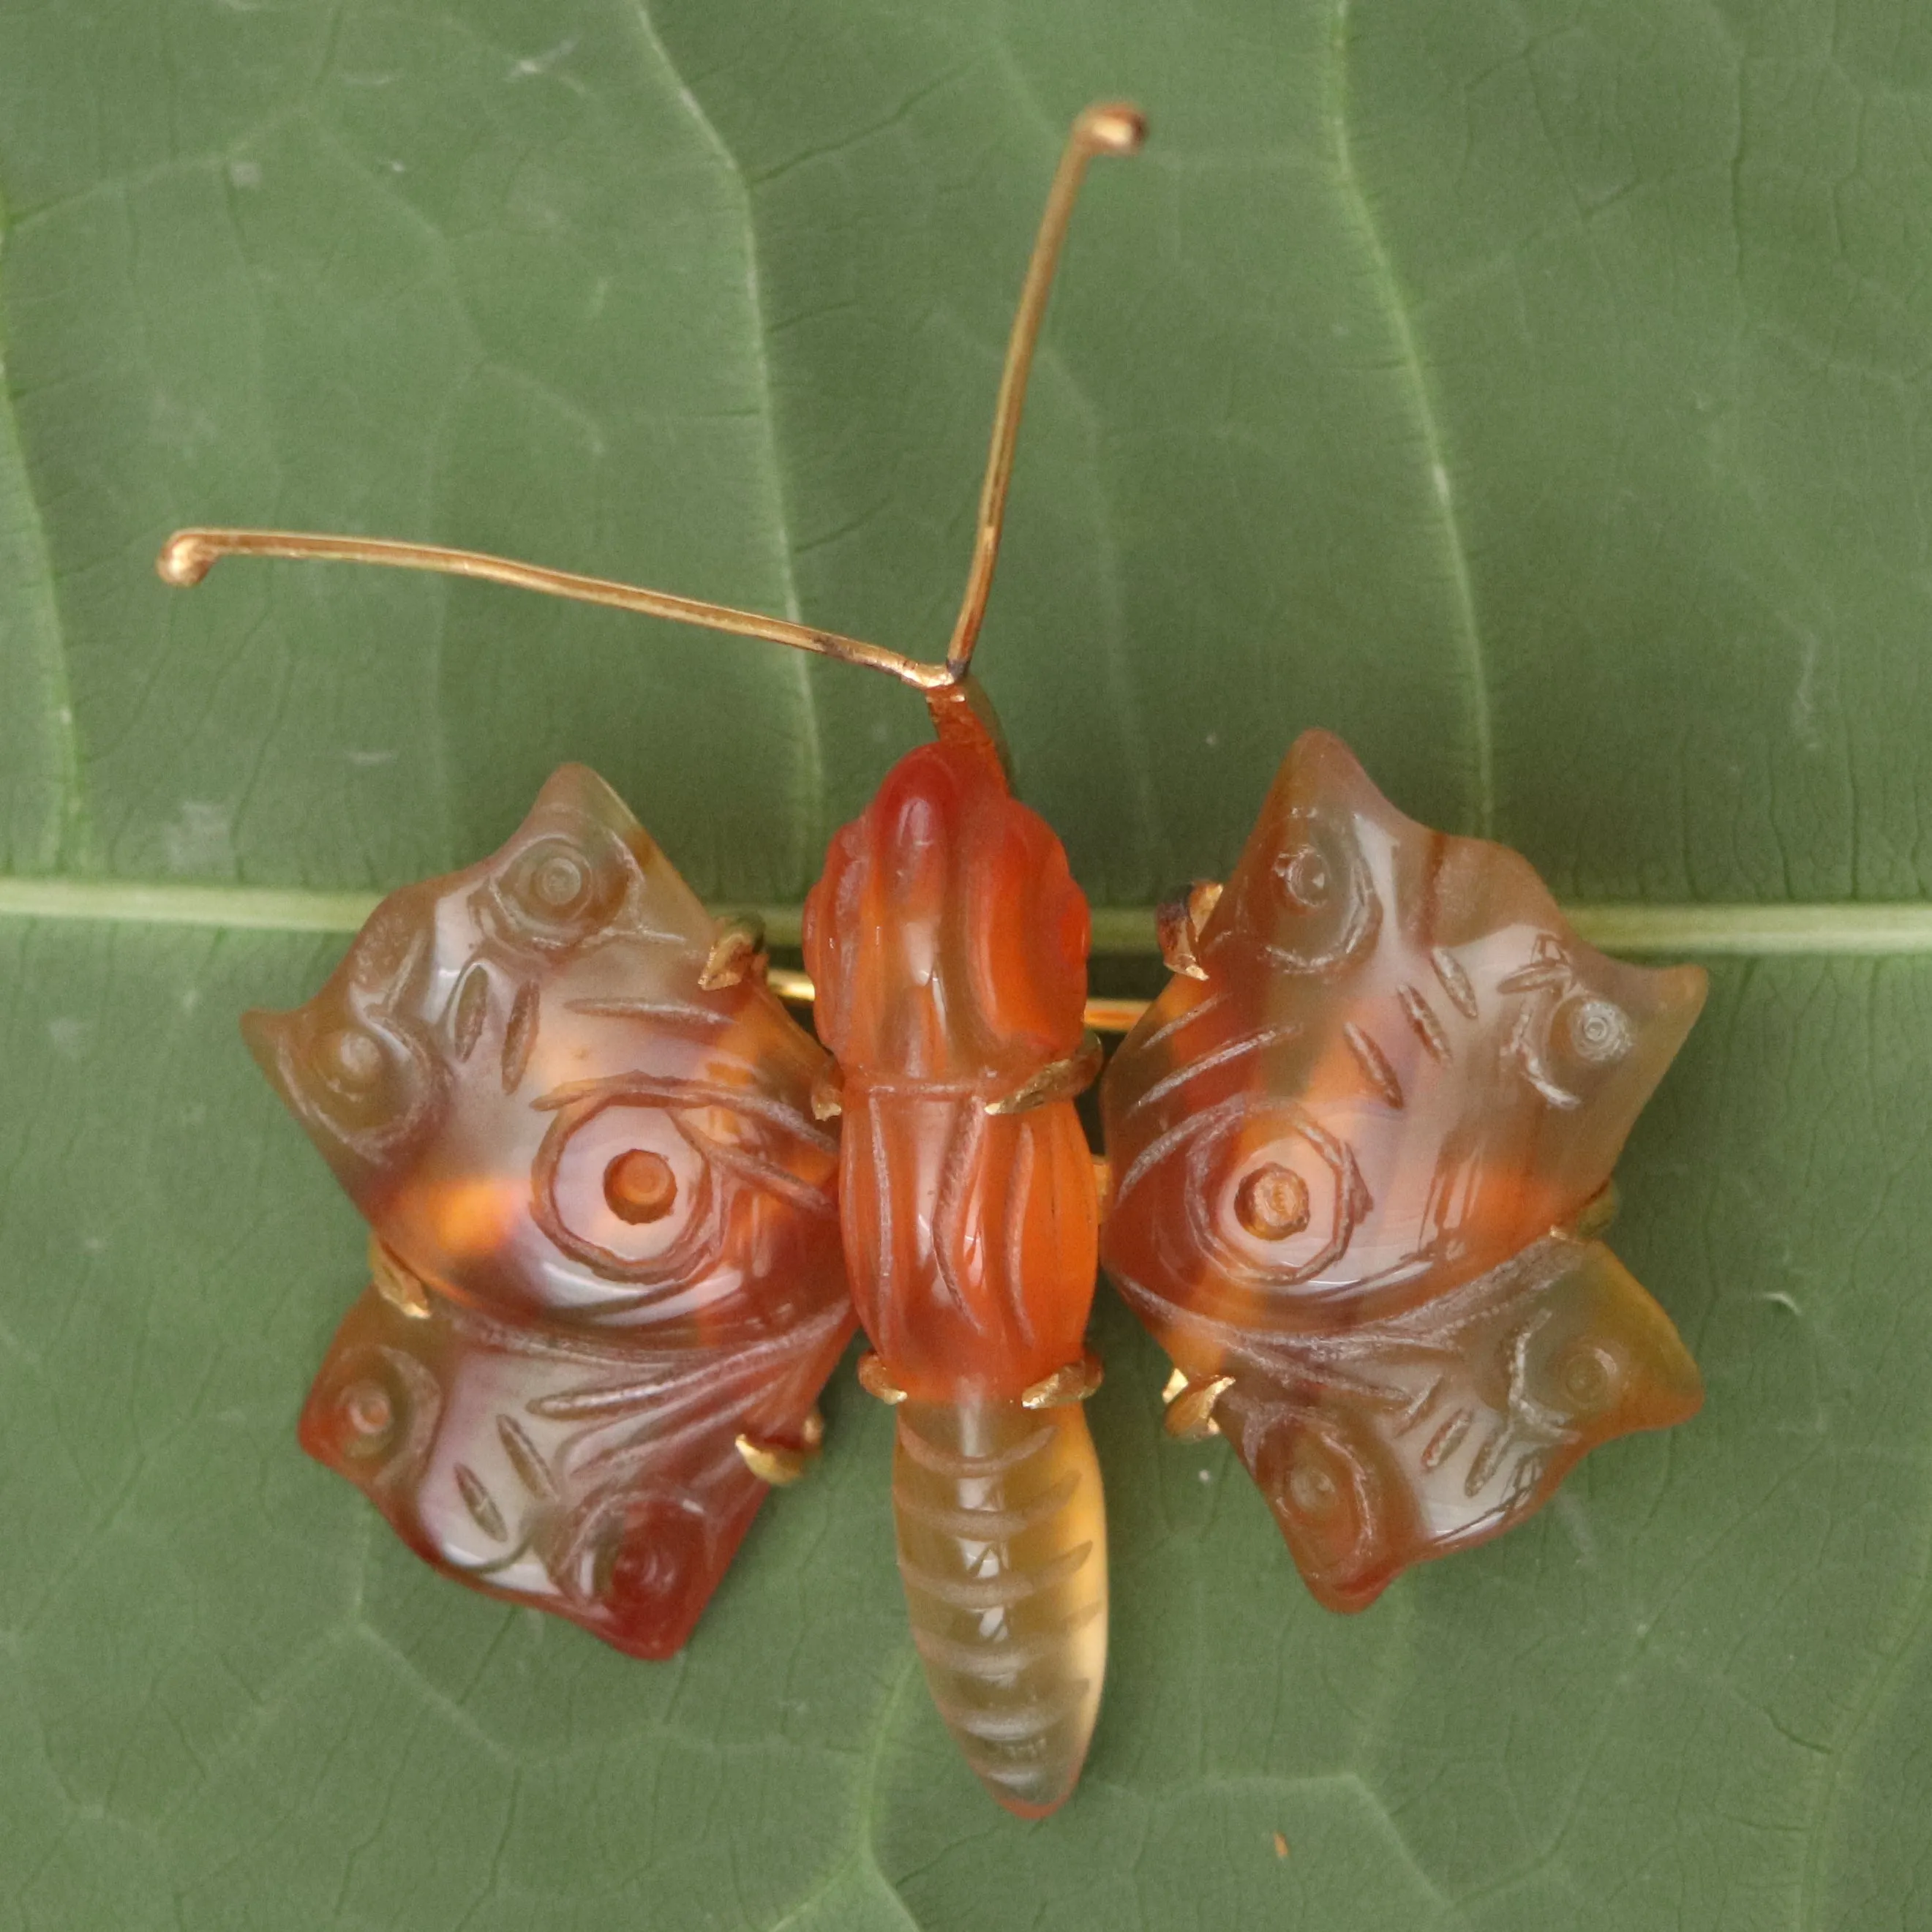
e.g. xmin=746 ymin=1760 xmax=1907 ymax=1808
xmin=1100 ymin=731 xmax=1707 ymax=1611
xmin=250 ymin=767 xmax=854 ymax=1657
xmin=805 ymin=740 xmax=1108 ymax=1818
xmin=173 ymin=94 xmax=1715 ymax=1823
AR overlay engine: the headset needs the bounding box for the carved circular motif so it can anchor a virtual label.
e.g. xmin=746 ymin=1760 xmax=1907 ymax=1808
xmin=1285 ymin=1448 xmax=1341 ymax=1522
xmin=1555 ymin=1338 xmax=1622 ymax=1415
xmin=530 ymin=849 xmax=590 ymax=912
xmin=1558 ymin=995 xmax=1631 ymax=1067
xmin=533 ymin=1091 xmax=715 ymax=1282
xmin=1255 ymin=806 xmax=1381 ymax=977
xmin=338 ymin=1377 xmax=395 ymax=1451
xmin=1274 ymin=844 xmax=1331 ymax=912
xmin=604 ymin=1148 xmax=679 ymax=1225
xmin=1254 ymin=1408 xmax=1395 ymax=1609
xmin=589 ymin=1492 xmax=713 ymax=1650
xmin=481 ymin=829 xmax=631 ymax=950
xmin=321 ymin=1026 xmax=385 ymax=1093
xmin=277 ymin=1003 xmax=443 ymax=1169
xmin=1236 ymin=1162 xmax=1312 ymax=1241
xmin=304 ymin=1342 xmax=442 ymax=1496
xmin=1148 ymin=1096 xmax=1370 ymax=1314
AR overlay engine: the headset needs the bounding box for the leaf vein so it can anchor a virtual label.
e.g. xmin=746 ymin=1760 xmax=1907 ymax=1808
xmin=1327 ymin=0 xmax=1495 ymax=835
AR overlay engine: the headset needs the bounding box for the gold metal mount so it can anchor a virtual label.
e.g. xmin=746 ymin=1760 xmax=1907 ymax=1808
xmin=984 ymin=1029 xmax=1105 ymax=1115
xmin=1161 ymin=1366 xmax=1235 ymax=1441
xmin=734 ymin=1407 xmax=826 ymax=1486
xmin=764 ymin=964 xmax=1148 ymax=1037
xmin=1155 ymin=880 xmax=1224 ymax=980
xmin=699 ymin=915 xmax=767 ymax=991
xmin=1019 ymin=1353 xmax=1105 ymax=1409
xmin=856 ymin=1353 xmax=909 ymax=1405
xmin=369 ymin=1236 xmax=432 ymax=1320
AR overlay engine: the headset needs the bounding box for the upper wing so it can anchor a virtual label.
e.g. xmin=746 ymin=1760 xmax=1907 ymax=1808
xmin=250 ymin=765 xmax=854 ymax=1657
xmin=1100 ymin=730 xmax=1705 ymax=1609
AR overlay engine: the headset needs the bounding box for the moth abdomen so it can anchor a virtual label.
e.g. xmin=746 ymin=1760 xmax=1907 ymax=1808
xmin=892 ymin=1398 xmax=1108 ymax=1819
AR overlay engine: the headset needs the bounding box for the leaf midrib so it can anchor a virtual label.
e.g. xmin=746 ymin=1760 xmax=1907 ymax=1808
xmin=4 ymin=876 xmax=1932 ymax=955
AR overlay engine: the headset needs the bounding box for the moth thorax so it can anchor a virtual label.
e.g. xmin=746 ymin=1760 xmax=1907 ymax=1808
xmin=803 ymin=741 xmax=1089 ymax=1086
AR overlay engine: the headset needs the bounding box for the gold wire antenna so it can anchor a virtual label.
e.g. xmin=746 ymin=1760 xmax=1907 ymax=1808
xmin=944 ymin=100 xmax=1144 ymax=676
xmin=157 ymin=530 xmax=947 ymax=691
xmin=155 ymin=100 xmax=1145 ymax=733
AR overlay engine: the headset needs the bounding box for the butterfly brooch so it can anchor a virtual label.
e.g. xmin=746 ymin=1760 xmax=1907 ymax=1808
xmin=160 ymin=102 xmax=1705 ymax=1817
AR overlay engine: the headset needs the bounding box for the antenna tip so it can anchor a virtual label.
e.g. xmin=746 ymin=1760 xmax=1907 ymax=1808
xmin=157 ymin=531 xmax=216 ymax=587
xmin=1080 ymin=102 xmax=1147 ymax=157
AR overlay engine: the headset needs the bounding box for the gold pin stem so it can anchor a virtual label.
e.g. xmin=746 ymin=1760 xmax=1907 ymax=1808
xmin=764 ymin=963 xmax=1146 ymax=1036
xmin=157 ymin=529 xmax=948 ymax=692
xmin=944 ymin=102 xmax=1145 ymax=678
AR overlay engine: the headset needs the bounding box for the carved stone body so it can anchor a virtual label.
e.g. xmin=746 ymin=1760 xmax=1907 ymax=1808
xmin=250 ymin=731 xmax=1710 ymax=1797
xmin=805 ymin=740 xmax=1108 ymax=1816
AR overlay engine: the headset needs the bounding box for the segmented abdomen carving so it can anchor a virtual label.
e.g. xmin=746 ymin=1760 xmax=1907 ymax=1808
xmin=803 ymin=737 xmax=1107 ymax=1816
xmin=893 ymin=1399 xmax=1108 ymax=1819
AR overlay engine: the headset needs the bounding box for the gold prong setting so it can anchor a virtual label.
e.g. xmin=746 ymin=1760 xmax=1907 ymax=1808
xmin=369 ymin=1236 xmax=432 ymax=1320
xmin=735 ymin=1407 xmax=826 ymax=1486
xmin=1019 ymin=1352 xmax=1105 ymax=1410
xmin=1161 ymin=1368 xmax=1235 ymax=1441
xmin=857 ymin=1353 xmax=909 ymax=1405
xmin=699 ymin=915 xmax=767 ymax=991
xmin=1156 ymin=880 xmax=1224 ymax=980
xmin=811 ymin=1059 xmax=845 ymax=1121
xmin=983 ymin=1029 xmax=1105 ymax=1116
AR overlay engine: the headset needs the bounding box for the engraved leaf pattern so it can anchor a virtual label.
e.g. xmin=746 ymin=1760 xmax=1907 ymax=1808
xmin=2 ymin=2 xmax=1931 ymax=1930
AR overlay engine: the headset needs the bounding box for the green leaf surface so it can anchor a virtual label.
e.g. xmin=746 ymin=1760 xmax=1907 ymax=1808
xmin=2 ymin=1 xmax=1930 ymax=1928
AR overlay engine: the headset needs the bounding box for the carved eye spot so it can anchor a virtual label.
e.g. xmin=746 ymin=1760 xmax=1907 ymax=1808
xmin=1236 ymin=1162 xmax=1312 ymax=1241
xmin=488 ymin=832 xmax=628 ymax=947
xmin=589 ymin=1495 xmax=710 ymax=1647
xmin=1165 ymin=1102 xmax=1369 ymax=1298
xmin=1559 ymin=996 xmax=1631 ymax=1067
xmin=538 ymin=1100 xmax=706 ymax=1274
xmin=1252 ymin=1412 xmax=1397 ymax=1610
xmin=1285 ymin=1448 xmax=1341 ymax=1522
xmin=532 ymin=1074 xmax=837 ymax=1289
xmin=301 ymin=1343 xmax=439 ymax=1489
xmin=1274 ymin=845 xmax=1331 ymax=912
xmin=604 ymin=1149 xmax=678 ymax=1225
xmin=1252 ymin=808 xmax=1380 ymax=976
xmin=320 ymin=1026 xmax=384 ymax=1095
xmin=531 ymin=850 xmax=589 ymax=912
xmin=1556 ymin=1339 xmax=1622 ymax=1413
xmin=289 ymin=1015 xmax=435 ymax=1151
xmin=337 ymin=1377 xmax=396 ymax=1454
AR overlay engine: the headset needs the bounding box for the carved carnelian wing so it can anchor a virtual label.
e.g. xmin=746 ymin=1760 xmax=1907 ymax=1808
xmin=1099 ymin=729 xmax=1707 ymax=1609
xmin=250 ymin=765 xmax=854 ymax=1657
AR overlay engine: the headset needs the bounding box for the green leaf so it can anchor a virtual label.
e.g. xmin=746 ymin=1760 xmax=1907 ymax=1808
xmin=2 ymin=3 xmax=1929 ymax=1929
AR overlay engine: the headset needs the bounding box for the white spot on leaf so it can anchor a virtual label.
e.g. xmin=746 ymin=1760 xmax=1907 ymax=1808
xmin=162 ymin=802 xmax=233 ymax=873
xmin=47 ymin=1018 xmax=90 ymax=1058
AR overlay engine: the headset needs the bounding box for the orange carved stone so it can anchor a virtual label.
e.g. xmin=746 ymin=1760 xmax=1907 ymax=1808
xmin=249 ymin=766 xmax=854 ymax=1658
xmin=1100 ymin=731 xmax=1707 ymax=1612
xmin=803 ymin=740 xmax=1097 ymax=1403
xmin=804 ymin=740 xmax=1108 ymax=1816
